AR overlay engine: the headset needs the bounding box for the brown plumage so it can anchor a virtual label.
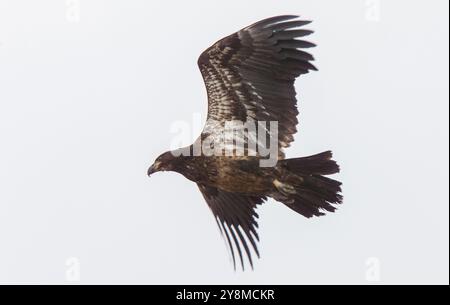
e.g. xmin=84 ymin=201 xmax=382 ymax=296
xmin=147 ymin=15 xmax=342 ymax=270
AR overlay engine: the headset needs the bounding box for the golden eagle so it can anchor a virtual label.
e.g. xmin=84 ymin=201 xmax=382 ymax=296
xmin=147 ymin=15 xmax=342 ymax=270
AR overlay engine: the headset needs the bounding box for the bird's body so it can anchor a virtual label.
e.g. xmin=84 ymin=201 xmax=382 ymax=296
xmin=148 ymin=15 xmax=343 ymax=270
xmin=176 ymin=154 xmax=276 ymax=194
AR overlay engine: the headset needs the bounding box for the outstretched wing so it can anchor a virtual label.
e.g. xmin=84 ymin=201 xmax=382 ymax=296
xmin=197 ymin=184 xmax=266 ymax=270
xmin=198 ymin=15 xmax=317 ymax=156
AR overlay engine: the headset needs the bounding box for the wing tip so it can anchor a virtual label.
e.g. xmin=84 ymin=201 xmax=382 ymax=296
xmin=249 ymin=15 xmax=300 ymax=29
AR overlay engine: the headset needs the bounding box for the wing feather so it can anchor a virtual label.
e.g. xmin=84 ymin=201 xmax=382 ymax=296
xmin=198 ymin=15 xmax=317 ymax=156
xmin=198 ymin=184 xmax=265 ymax=270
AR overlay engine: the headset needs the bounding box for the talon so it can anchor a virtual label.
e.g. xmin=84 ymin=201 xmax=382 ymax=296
xmin=273 ymin=179 xmax=296 ymax=196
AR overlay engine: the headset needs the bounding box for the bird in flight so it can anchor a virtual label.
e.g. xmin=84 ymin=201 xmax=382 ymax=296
xmin=147 ymin=15 xmax=342 ymax=270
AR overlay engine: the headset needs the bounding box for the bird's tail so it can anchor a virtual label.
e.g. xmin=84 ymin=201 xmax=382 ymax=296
xmin=273 ymin=151 xmax=343 ymax=218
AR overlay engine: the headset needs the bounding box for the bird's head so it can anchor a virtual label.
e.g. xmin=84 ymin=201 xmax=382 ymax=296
xmin=147 ymin=151 xmax=180 ymax=177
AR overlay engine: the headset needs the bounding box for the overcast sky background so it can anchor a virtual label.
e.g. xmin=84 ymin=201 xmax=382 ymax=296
xmin=0 ymin=0 xmax=448 ymax=284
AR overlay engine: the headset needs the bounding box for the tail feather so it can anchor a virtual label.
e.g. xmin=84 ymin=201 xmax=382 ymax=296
xmin=275 ymin=151 xmax=342 ymax=218
xmin=280 ymin=151 xmax=340 ymax=175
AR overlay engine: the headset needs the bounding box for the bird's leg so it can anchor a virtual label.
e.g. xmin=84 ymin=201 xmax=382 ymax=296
xmin=272 ymin=179 xmax=297 ymax=203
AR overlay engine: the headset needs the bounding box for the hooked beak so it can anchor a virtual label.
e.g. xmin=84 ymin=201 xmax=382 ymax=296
xmin=147 ymin=161 xmax=161 ymax=177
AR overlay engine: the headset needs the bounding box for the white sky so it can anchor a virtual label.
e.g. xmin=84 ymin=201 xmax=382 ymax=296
xmin=0 ymin=0 xmax=448 ymax=284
